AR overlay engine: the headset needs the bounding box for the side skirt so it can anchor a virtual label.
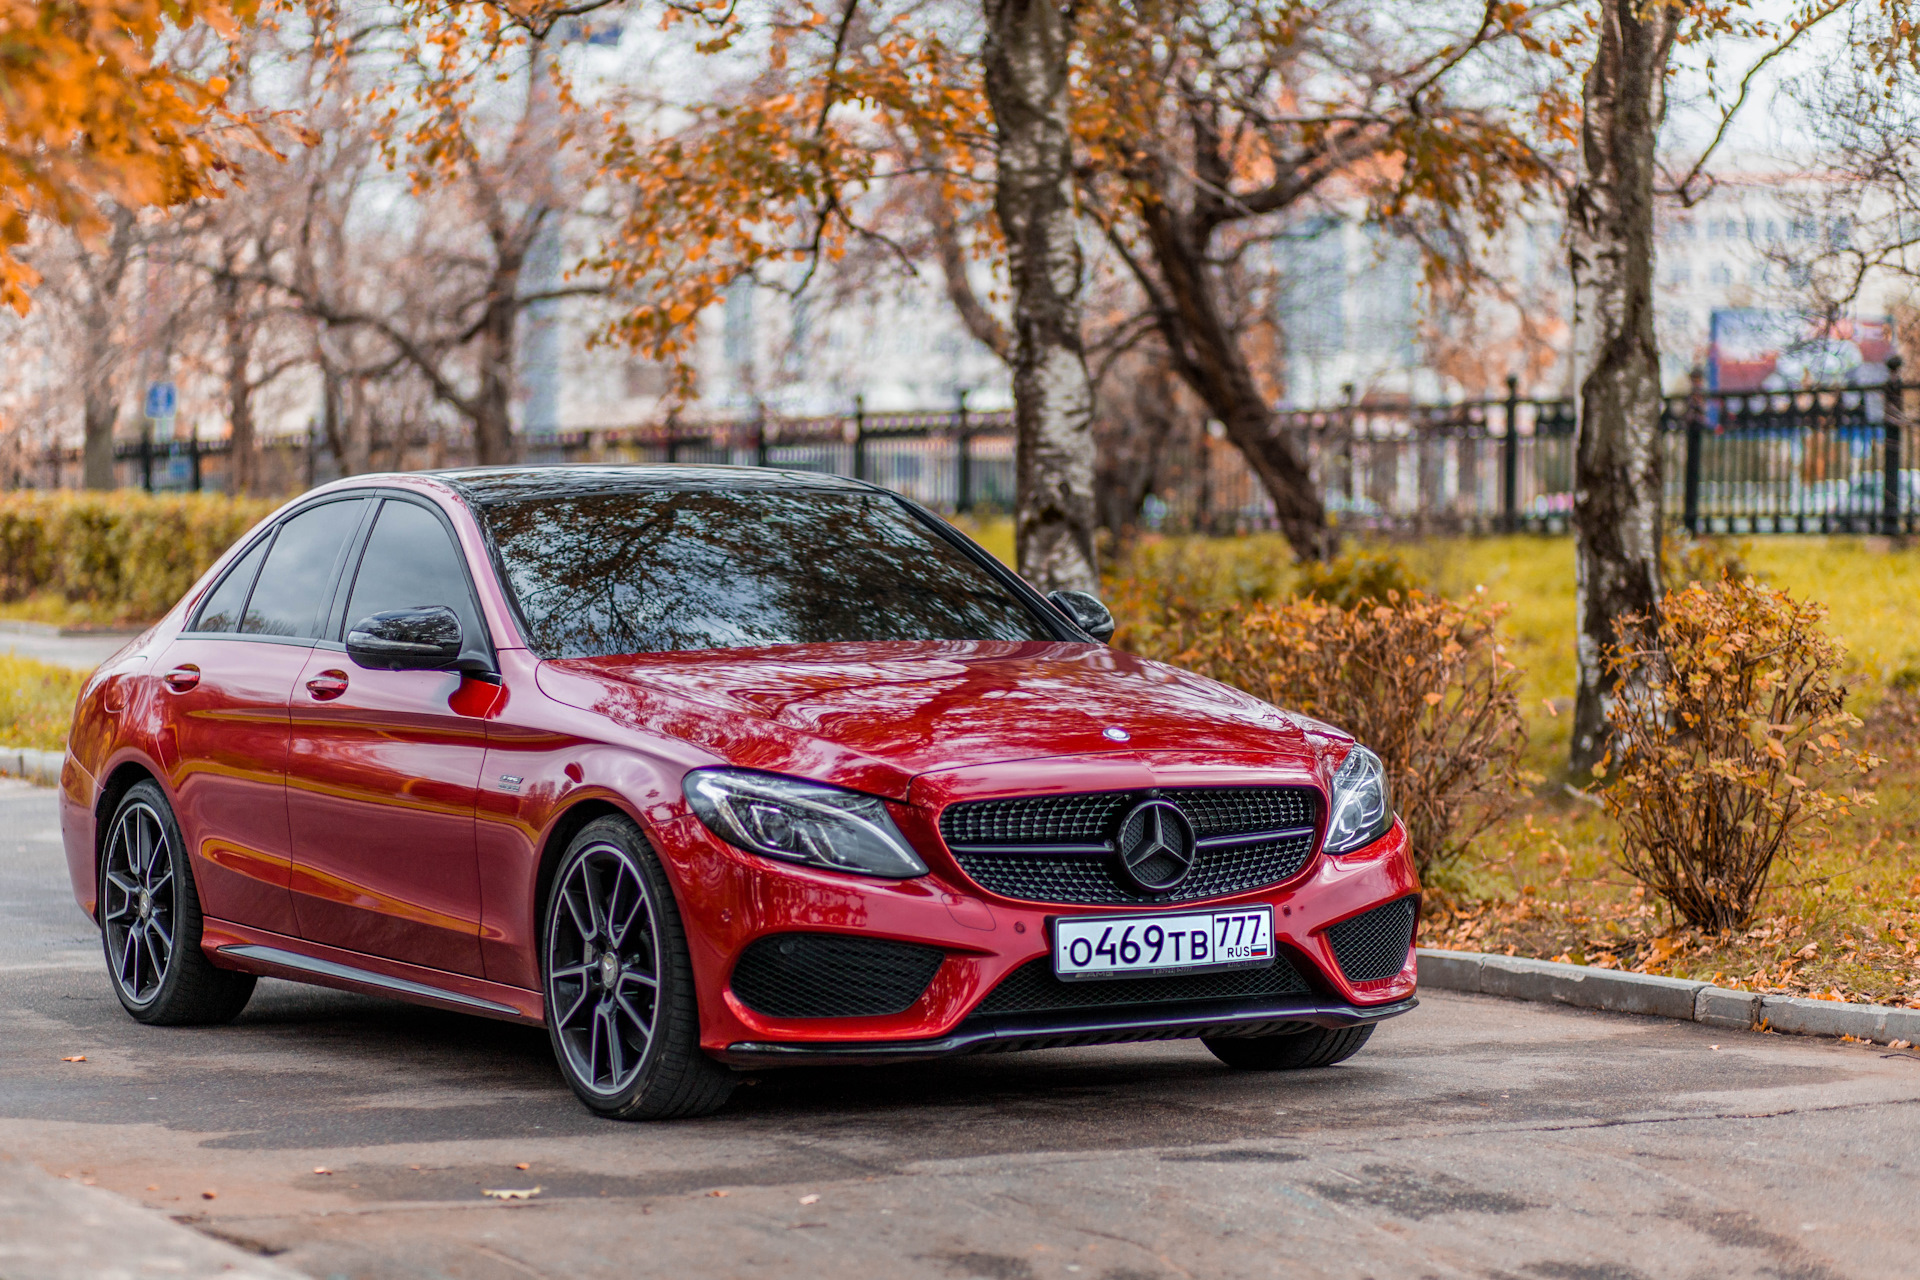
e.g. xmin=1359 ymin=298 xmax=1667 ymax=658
xmin=202 ymin=919 xmax=544 ymax=1025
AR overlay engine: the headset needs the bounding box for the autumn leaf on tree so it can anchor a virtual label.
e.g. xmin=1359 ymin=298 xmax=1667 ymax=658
xmin=0 ymin=0 xmax=268 ymax=313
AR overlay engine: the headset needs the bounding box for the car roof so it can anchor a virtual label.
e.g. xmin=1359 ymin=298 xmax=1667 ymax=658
xmin=431 ymin=464 xmax=878 ymax=506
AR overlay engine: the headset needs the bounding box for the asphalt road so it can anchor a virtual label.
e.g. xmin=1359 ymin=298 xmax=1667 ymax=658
xmin=3 ymin=777 xmax=1918 ymax=1280
xmin=0 ymin=627 xmax=135 ymax=672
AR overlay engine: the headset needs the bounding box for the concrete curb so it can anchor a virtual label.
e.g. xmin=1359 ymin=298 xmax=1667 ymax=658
xmin=1418 ymin=947 xmax=1920 ymax=1046
xmin=0 ymin=746 xmax=63 ymax=788
xmin=0 ymin=1153 xmax=303 ymax=1279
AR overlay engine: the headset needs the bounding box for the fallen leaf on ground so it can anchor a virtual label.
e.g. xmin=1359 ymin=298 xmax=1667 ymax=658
xmin=481 ymin=1187 xmax=542 ymax=1200
xmin=799 ymin=1194 xmax=820 ymax=1205
xmin=312 ymin=1168 xmax=332 ymax=1176
xmin=515 ymin=1163 xmax=529 ymax=1170
xmin=707 ymin=1189 xmax=730 ymax=1198
xmin=61 ymin=1055 xmax=85 ymax=1063
xmin=201 ymin=1191 xmax=217 ymax=1200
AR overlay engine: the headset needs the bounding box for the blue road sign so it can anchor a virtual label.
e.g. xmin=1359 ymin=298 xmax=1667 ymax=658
xmin=144 ymin=381 xmax=177 ymax=419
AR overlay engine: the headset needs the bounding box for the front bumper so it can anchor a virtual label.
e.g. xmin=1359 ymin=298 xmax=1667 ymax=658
xmin=657 ymin=806 xmax=1421 ymax=1060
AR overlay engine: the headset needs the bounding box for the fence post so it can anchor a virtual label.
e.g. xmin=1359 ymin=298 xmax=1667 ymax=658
xmin=754 ymin=403 xmax=770 ymax=468
xmin=852 ymin=394 xmax=867 ymax=482
xmin=955 ymin=389 xmax=972 ymax=513
xmin=138 ymin=427 xmax=153 ymax=492
xmin=189 ymin=436 xmax=202 ymax=492
xmin=1502 ymin=374 xmax=1520 ymax=532
xmin=1683 ymin=364 xmax=1705 ymax=536
xmin=1885 ymin=355 xmax=1904 ymax=537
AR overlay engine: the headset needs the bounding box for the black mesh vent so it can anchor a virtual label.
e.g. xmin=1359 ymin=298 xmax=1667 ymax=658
xmin=1326 ymin=897 xmax=1418 ymax=984
xmin=942 ymin=786 xmax=1315 ymax=844
xmin=730 ymin=933 xmax=945 ymax=1019
xmin=973 ymin=953 xmax=1311 ymax=1016
xmin=939 ymin=786 xmax=1320 ymax=907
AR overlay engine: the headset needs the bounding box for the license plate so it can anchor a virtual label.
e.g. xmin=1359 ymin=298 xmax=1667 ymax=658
xmin=1052 ymin=906 xmax=1275 ymax=981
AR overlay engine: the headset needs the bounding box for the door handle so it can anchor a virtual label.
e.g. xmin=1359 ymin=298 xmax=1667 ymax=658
xmin=162 ymin=665 xmax=200 ymax=693
xmin=305 ymin=670 xmax=349 ymax=701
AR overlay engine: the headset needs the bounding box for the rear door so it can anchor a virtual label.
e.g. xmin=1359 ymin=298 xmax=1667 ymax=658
xmin=285 ymin=495 xmax=493 ymax=977
xmin=155 ymin=496 xmax=371 ymax=936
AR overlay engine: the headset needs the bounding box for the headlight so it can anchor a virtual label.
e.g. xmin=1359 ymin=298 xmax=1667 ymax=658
xmin=684 ymin=769 xmax=928 ymax=878
xmin=1323 ymin=745 xmax=1393 ymax=855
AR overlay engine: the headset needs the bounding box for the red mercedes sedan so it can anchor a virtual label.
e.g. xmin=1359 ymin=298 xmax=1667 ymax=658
xmin=60 ymin=467 xmax=1417 ymax=1119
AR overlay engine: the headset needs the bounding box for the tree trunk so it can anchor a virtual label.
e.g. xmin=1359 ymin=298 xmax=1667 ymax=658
xmin=79 ymin=211 xmax=136 ymax=490
xmin=1567 ymin=0 xmax=1678 ymax=776
xmin=1130 ymin=198 xmax=1334 ymax=560
xmin=472 ymin=258 xmax=522 ymax=466
xmin=219 ymin=272 xmax=258 ymax=496
xmin=982 ymin=0 xmax=1099 ymax=596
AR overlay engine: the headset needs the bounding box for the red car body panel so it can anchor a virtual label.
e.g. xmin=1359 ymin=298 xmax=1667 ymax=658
xmin=61 ymin=469 xmax=1420 ymax=1065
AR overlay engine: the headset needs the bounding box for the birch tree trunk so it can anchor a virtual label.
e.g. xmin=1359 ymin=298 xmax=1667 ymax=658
xmin=982 ymin=0 xmax=1099 ymax=596
xmin=1567 ymin=0 xmax=1679 ymax=775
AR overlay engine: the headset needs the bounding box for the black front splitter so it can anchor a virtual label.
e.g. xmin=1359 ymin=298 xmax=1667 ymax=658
xmin=719 ymin=994 xmax=1418 ymax=1068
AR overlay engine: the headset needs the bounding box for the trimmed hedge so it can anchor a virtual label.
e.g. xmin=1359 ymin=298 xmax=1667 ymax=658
xmin=0 ymin=491 xmax=279 ymax=625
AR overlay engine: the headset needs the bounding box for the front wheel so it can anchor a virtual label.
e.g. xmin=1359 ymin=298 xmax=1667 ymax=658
xmin=1203 ymin=1024 xmax=1374 ymax=1070
xmin=541 ymin=817 xmax=735 ymax=1120
xmin=100 ymin=779 xmax=255 ymax=1025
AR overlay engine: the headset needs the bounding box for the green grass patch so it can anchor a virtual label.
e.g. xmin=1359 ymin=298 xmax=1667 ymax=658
xmin=0 ymin=653 xmax=85 ymax=751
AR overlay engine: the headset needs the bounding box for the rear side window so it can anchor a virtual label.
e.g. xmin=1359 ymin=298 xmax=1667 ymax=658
xmin=240 ymin=499 xmax=367 ymax=639
xmin=190 ymin=534 xmax=272 ymax=633
xmin=341 ymin=500 xmax=484 ymax=644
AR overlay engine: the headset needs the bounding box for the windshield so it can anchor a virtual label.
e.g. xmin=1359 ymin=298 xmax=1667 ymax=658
xmin=474 ymin=485 xmax=1056 ymax=658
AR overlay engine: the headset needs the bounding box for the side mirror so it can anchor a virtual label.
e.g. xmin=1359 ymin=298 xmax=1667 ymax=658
xmin=347 ymin=606 xmax=465 ymax=671
xmin=1047 ymin=589 xmax=1116 ymax=643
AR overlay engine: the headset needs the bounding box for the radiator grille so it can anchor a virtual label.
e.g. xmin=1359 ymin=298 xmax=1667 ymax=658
xmin=939 ymin=786 xmax=1319 ymax=906
xmin=1326 ymin=897 xmax=1418 ymax=984
xmin=730 ymin=933 xmax=944 ymax=1019
xmin=974 ymin=953 xmax=1312 ymax=1017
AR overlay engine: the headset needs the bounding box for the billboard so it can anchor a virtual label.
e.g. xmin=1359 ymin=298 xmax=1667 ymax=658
xmin=1707 ymin=309 xmax=1895 ymax=392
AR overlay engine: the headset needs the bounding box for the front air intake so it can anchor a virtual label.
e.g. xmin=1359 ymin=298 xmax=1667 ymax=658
xmin=1326 ymin=897 xmax=1418 ymax=984
xmin=730 ymin=933 xmax=944 ymax=1019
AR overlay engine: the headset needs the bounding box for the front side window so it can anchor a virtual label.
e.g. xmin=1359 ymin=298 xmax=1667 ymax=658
xmin=342 ymin=499 xmax=484 ymax=644
xmin=190 ymin=533 xmax=272 ymax=633
xmin=474 ymin=487 xmax=1054 ymax=658
xmin=241 ymin=499 xmax=367 ymax=639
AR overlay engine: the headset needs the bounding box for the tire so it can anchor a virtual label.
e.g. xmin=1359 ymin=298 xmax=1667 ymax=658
xmin=1203 ymin=1024 xmax=1374 ymax=1070
xmin=541 ymin=817 xmax=735 ymax=1120
xmin=99 ymin=779 xmax=256 ymax=1026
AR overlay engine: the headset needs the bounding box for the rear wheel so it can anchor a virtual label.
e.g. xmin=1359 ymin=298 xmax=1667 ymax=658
xmin=1203 ymin=1024 xmax=1374 ymax=1070
xmin=541 ymin=817 xmax=735 ymax=1120
xmin=100 ymin=780 xmax=255 ymax=1025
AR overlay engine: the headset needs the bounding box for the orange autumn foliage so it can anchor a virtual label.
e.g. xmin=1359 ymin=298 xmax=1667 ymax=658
xmin=0 ymin=0 xmax=261 ymax=312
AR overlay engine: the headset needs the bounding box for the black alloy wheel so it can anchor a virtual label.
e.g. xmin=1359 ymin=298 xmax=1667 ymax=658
xmin=1203 ymin=1024 xmax=1375 ymax=1070
xmin=541 ymin=817 xmax=734 ymax=1120
xmin=100 ymin=780 xmax=255 ymax=1025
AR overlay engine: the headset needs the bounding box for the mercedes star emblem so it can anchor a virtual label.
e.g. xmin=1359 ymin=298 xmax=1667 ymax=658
xmin=1114 ymin=798 xmax=1197 ymax=893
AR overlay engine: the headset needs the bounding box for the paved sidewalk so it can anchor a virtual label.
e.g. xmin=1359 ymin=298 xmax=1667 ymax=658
xmin=0 ymin=1153 xmax=300 ymax=1280
xmin=0 ymin=624 xmax=138 ymax=673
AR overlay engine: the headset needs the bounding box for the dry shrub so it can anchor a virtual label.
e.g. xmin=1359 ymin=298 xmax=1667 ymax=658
xmin=1602 ymin=577 xmax=1879 ymax=932
xmin=1294 ymin=547 xmax=1427 ymax=608
xmin=0 ymin=491 xmax=276 ymax=624
xmin=1127 ymin=587 xmax=1532 ymax=875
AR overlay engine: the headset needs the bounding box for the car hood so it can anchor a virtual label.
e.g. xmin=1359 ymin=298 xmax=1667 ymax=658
xmin=535 ymin=640 xmax=1326 ymax=800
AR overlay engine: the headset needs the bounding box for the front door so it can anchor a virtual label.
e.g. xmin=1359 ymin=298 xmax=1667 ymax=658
xmin=285 ymin=496 xmax=492 ymax=977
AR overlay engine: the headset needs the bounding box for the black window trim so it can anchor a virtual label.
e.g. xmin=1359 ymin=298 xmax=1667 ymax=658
xmin=324 ymin=489 xmax=499 ymax=672
xmin=186 ymin=492 xmax=373 ymax=645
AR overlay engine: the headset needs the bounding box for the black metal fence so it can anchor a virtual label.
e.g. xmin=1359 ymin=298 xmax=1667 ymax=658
xmin=16 ymin=364 xmax=1916 ymax=538
xmin=1285 ymin=361 xmax=1910 ymax=537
